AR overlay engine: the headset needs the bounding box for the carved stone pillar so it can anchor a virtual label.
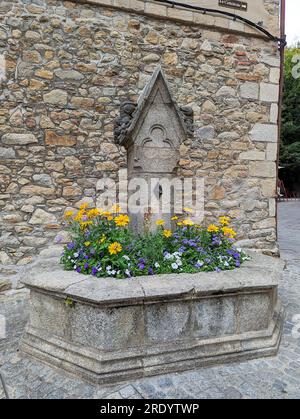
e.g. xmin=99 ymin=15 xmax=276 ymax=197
xmin=114 ymin=66 xmax=194 ymax=232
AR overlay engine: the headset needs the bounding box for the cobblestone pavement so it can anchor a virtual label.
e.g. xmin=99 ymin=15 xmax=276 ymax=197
xmin=0 ymin=202 xmax=300 ymax=399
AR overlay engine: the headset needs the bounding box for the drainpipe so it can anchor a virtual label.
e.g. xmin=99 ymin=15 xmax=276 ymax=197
xmin=276 ymin=0 xmax=286 ymax=245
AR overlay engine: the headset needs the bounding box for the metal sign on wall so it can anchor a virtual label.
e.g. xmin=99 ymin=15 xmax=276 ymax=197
xmin=218 ymin=0 xmax=248 ymax=11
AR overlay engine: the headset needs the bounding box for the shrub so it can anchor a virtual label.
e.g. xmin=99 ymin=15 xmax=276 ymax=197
xmin=60 ymin=205 xmax=249 ymax=279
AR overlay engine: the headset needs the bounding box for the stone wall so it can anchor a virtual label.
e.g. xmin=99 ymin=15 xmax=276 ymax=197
xmin=0 ymin=0 xmax=280 ymax=266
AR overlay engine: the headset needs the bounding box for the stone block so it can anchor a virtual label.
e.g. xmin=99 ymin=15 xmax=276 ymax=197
xmin=197 ymin=126 xmax=215 ymax=140
xmin=43 ymin=89 xmax=68 ymax=106
xmin=250 ymin=124 xmax=278 ymax=142
xmin=240 ymin=150 xmax=265 ymax=161
xmin=261 ymin=179 xmax=276 ymax=198
xmin=270 ymin=103 xmax=278 ymax=123
xmin=253 ymin=218 xmax=276 ymax=229
xmin=270 ymin=68 xmax=280 ymax=84
xmin=129 ymin=0 xmax=144 ymax=12
xmin=216 ymin=86 xmax=236 ymax=97
xmin=144 ymin=2 xmax=167 ymax=17
xmin=20 ymin=185 xmax=55 ymax=196
xmin=240 ymin=82 xmax=259 ymax=100
xmin=0 ymin=147 xmax=15 ymax=159
xmin=261 ymin=54 xmax=280 ymax=68
xmin=266 ymin=143 xmax=277 ymax=161
xmin=1 ymin=133 xmax=38 ymax=145
xmin=45 ymin=131 xmax=76 ymax=146
xmin=54 ymin=69 xmax=84 ymax=81
xmin=0 ymin=279 xmax=11 ymax=292
xmin=260 ymin=83 xmax=279 ymax=102
xmin=0 ymin=251 xmax=11 ymax=265
xmin=29 ymin=292 xmax=69 ymax=338
xmin=167 ymin=7 xmax=193 ymax=22
xmin=192 ymin=296 xmax=236 ymax=338
xmin=29 ymin=209 xmax=57 ymax=225
xmin=238 ymin=292 xmax=271 ymax=333
xmin=145 ymin=302 xmax=190 ymax=343
xmin=269 ymin=198 xmax=276 ymax=217
xmin=70 ymin=304 xmax=144 ymax=350
xmin=249 ymin=161 xmax=276 ymax=178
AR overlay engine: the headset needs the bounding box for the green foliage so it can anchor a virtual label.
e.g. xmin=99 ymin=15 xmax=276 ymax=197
xmin=65 ymin=297 xmax=75 ymax=308
xmin=280 ymin=46 xmax=300 ymax=180
xmin=60 ymin=207 xmax=249 ymax=279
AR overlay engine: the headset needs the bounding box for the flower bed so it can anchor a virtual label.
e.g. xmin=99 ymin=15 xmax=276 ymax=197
xmin=61 ymin=205 xmax=249 ymax=279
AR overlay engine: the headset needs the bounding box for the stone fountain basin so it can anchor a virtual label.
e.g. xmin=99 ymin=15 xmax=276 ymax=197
xmin=20 ymin=251 xmax=285 ymax=385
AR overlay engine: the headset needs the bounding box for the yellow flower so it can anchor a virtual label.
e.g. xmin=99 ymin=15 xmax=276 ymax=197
xmin=80 ymin=221 xmax=92 ymax=229
xmin=163 ymin=229 xmax=172 ymax=238
xmin=219 ymin=216 xmax=231 ymax=226
xmin=171 ymin=215 xmax=179 ymax=221
xmin=156 ymin=219 xmax=165 ymax=226
xmin=87 ymin=208 xmax=101 ymax=218
xmin=182 ymin=219 xmax=194 ymax=226
xmin=102 ymin=211 xmax=113 ymax=221
xmin=74 ymin=210 xmax=85 ymax=222
xmin=79 ymin=203 xmax=89 ymax=211
xmin=222 ymin=227 xmax=237 ymax=239
xmin=177 ymin=221 xmax=183 ymax=227
xmin=100 ymin=234 xmax=106 ymax=244
xmin=114 ymin=214 xmax=130 ymax=227
xmin=84 ymin=241 xmax=91 ymax=247
xmin=111 ymin=204 xmax=122 ymax=213
xmin=64 ymin=210 xmax=74 ymax=218
xmin=108 ymin=242 xmax=122 ymax=255
xmin=207 ymin=224 xmax=219 ymax=233
xmin=183 ymin=207 xmax=193 ymax=214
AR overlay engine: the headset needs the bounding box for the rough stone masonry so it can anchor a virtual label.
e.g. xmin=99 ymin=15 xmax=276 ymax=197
xmin=0 ymin=0 xmax=280 ymax=269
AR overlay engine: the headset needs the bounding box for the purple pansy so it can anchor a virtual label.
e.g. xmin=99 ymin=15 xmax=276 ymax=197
xmin=195 ymin=261 xmax=204 ymax=269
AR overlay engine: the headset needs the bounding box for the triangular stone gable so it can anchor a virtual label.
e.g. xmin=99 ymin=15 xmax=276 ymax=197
xmin=115 ymin=67 xmax=193 ymax=148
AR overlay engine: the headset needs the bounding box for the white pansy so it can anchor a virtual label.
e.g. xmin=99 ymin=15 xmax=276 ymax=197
xmin=171 ymin=263 xmax=179 ymax=270
xmin=123 ymin=255 xmax=130 ymax=261
xmin=154 ymin=262 xmax=160 ymax=268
